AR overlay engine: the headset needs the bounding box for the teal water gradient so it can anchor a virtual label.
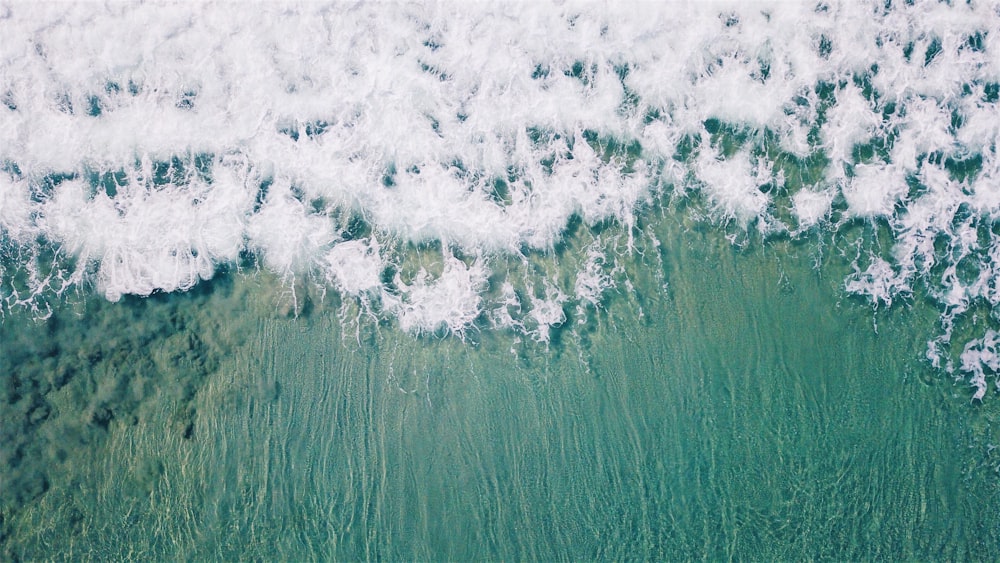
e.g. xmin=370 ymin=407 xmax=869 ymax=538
xmin=2 ymin=211 xmax=1000 ymax=560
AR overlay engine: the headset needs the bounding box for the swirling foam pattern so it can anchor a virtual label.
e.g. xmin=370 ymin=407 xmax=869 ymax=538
xmin=2 ymin=2 xmax=999 ymax=392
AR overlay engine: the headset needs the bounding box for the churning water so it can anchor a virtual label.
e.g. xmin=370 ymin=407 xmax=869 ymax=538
xmin=3 ymin=1 xmax=1000 ymax=559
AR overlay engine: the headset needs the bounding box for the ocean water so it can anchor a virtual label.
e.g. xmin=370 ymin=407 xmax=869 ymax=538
xmin=3 ymin=1 xmax=1000 ymax=559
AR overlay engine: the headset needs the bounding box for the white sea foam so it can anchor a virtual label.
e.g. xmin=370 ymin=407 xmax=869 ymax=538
xmin=323 ymin=238 xmax=383 ymax=298
xmin=2 ymin=1 xmax=1000 ymax=396
xmin=575 ymin=242 xmax=615 ymax=319
xmin=528 ymin=280 xmax=568 ymax=344
xmin=384 ymin=253 xmax=487 ymax=337
xmin=695 ymin=147 xmax=772 ymax=228
xmin=247 ymin=177 xmax=335 ymax=276
xmin=791 ymin=189 xmax=834 ymax=232
xmin=842 ymin=163 xmax=907 ymax=219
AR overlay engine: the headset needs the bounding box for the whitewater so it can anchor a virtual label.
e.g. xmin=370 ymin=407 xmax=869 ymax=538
xmin=2 ymin=1 xmax=1000 ymax=397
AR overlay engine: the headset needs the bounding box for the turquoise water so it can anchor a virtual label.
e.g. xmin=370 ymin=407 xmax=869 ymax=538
xmin=4 ymin=2 xmax=1000 ymax=559
xmin=4 ymin=211 xmax=999 ymax=560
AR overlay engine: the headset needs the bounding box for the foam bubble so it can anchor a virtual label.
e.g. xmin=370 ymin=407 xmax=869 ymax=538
xmin=791 ymin=189 xmax=834 ymax=231
xmin=842 ymin=163 xmax=907 ymax=219
xmin=385 ymin=253 xmax=487 ymax=337
xmin=3 ymin=1 xmax=1000 ymax=396
xmin=575 ymin=243 xmax=614 ymax=317
xmin=0 ymin=173 xmax=33 ymax=243
xmin=960 ymin=330 xmax=1000 ymax=402
xmin=246 ymin=177 xmax=335 ymax=277
xmin=323 ymin=238 xmax=383 ymax=298
xmin=33 ymin=155 xmax=252 ymax=301
xmin=528 ymin=280 xmax=567 ymax=344
xmin=695 ymin=147 xmax=771 ymax=227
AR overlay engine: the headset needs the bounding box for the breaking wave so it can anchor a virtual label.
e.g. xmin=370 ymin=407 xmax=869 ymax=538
xmin=2 ymin=1 xmax=1000 ymax=397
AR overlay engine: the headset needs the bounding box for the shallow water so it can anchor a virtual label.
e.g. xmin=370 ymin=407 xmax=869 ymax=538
xmin=4 ymin=213 xmax=999 ymax=560
xmin=4 ymin=1 xmax=1000 ymax=559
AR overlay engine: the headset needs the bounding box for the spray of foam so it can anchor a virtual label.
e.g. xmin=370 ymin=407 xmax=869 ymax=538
xmin=2 ymin=2 xmax=1000 ymax=395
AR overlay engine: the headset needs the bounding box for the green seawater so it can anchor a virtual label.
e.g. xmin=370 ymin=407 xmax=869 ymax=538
xmin=3 ymin=211 xmax=1000 ymax=560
